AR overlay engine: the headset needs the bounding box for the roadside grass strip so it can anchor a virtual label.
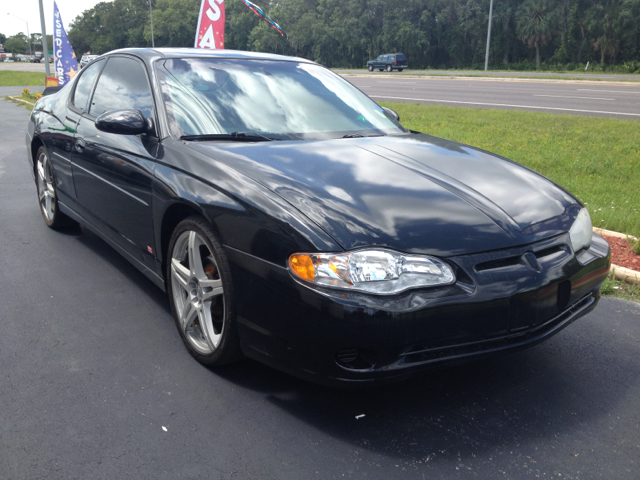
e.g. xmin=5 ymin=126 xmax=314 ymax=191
xmin=382 ymin=103 xmax=640 ymax=239
xmin=0 ymin=71 xmax=46 ymax=87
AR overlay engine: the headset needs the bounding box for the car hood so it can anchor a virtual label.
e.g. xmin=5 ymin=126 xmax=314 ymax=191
xmin=187 ymin=133 xmax=579 ymax=256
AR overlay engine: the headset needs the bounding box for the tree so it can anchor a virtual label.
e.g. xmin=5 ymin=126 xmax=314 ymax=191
xmin=0 ymin=33 xmax=7 ymax=45
xmin=516 ymin=0 xmax=558 ymax=69
xmin=4 ymin=33 xmax=29 ymax=55
xmin=587 ymin=0 xmax=633 ymax=66
xmin=144 ymin=0 xmax=200 ymax=47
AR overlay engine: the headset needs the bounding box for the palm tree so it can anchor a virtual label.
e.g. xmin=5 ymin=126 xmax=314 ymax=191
xmin=587 ymin=0 xmax=633 ymax=66
xmin=516 ymin=0 xmax=558 ymax=69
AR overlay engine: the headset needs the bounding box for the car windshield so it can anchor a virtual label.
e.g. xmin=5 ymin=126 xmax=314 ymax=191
xmin=157 ymin=58 xmax=407 ymax=140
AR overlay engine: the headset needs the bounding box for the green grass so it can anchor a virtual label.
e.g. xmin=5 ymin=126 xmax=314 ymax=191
xmin=0 ymin=71 xmax=46 ymax=86
xmin=381 ymin=103 xmax=640 ymax=238
xmin=600 ymin=272 xmax=640 ymax=302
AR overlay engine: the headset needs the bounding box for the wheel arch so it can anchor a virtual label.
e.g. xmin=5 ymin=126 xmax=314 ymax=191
xmin=30 ymin=136 xmax=45 ymax=173
xmin=159 ymin=201 xmax=207 ymax=279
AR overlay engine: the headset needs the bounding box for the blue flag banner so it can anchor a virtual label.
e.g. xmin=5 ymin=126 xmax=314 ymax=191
xmin=53 ymin=2 xmax=79 ymax=86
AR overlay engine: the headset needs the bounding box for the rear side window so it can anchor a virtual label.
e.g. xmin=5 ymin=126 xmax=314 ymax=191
xmin=73 ymin=59 xmax=104 ymax=112
xmin=90 ymin=56 xmax=154 ymax=118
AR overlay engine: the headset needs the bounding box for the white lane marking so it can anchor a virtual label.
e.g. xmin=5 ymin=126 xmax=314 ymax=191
xmin=533 ymin=94 xmax=614 ymax=101
xmin=370 ymin=95 xmax=640 ymax=117
xmin=578 ymin=89 xmax=640 ymax=94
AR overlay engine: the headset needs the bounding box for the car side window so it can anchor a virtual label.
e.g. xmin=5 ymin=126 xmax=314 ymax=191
xmin=89 ymin=56 xmax=154 ymax=118
xmin=73 ymin=59 xmax=104 ymax=112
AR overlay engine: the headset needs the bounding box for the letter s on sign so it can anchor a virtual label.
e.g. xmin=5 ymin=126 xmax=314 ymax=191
xmin=206 ymin=0 xmax=224 ymax=22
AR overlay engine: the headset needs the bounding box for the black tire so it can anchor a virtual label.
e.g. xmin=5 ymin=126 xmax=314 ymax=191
xmin=34 ymin=146 xmax=74 ymax=228
xmin=368 ymin=64 xmax=374 ymax=72
xmin=166 ymin=215 xmax=242 ymax=366
xmin=386 ymin=64 xmax=393 ymax=72
xmin=398 ymin=68 xmax=404 ymax=72
xmin=378 ymin=69 xmax=383 ymax=72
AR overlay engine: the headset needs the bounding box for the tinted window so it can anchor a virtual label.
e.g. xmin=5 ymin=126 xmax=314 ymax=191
xmin=397 ymin=55 xmax=407 ymax=62
xmin=73 ymin=59 xmax=104 ymax=111
xmin=90 ymin=57 xmax=154 ymax=118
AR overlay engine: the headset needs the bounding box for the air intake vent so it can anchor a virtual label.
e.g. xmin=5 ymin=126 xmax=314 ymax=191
xmin=534 ymin=245 xmax=565 ymax=260
xmin=475 ymin=256 xmax=520 ymax=272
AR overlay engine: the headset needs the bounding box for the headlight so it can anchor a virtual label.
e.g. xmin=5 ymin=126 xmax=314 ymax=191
xmin=288 ymin=249 xmax=455 ymax=295
xmin=569 ymin=208 xmax=592 ymax=253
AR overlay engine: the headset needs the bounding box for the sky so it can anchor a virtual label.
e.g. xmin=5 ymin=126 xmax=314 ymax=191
xmin=1 ymin=0 xmax=110 ymax=38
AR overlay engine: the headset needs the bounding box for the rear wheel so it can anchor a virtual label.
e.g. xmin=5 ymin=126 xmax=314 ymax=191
xmin=386 ymin=64 xmax=393 ymax=72
xmin=35 ymin=146 xmax=73 ymax=228
xmin=167 ymin=216 xmax=242 ymax=366
xmin=368 ymin=64 xmax=373 ymax=72
xmin=398 ymin=68 xmax=404 ymax=72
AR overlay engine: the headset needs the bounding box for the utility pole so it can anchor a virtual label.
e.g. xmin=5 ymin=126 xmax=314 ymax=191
xmin=38 ymin=0 xmax=50 ymax=76
xmin=8 ymin=13 xmax=31 ymax=56
xmin=484 ymin=0 xmax=494 ymax=72
xmin=148 ymin=0 xmax=155 ymax=47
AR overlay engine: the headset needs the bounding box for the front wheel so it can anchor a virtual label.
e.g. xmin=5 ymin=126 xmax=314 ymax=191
xmin=167 ymin=216 xmax=242 ymax=366
xmin=386 ymin=64 xmax=393 ymax=72
xmin=368 ymin=64 xmax=373 ymax=72
xmin=35 ymin=146 xmax=73 ymax=228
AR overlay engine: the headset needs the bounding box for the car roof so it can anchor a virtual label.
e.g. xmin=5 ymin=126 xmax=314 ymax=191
xmin=104 ymin=48 xmax=316 ymax=66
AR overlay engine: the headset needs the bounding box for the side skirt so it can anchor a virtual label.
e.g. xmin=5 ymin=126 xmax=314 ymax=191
xmin=58 ymin=201 xmax=166 ymax=292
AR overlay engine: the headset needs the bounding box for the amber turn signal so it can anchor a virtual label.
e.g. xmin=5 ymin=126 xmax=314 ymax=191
xmin=289 ymin=254 xmax=316 ymax=280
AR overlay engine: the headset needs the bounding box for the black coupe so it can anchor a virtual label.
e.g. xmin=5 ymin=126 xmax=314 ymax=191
xmin=26 ymin=48 xmax=610 ymax=386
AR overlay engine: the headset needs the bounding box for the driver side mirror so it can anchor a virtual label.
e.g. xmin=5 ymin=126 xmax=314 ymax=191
xmin=95 ymin=109 xmax=154 ymax=136
xmin=382 ymin=107 xmax=400 ymax=122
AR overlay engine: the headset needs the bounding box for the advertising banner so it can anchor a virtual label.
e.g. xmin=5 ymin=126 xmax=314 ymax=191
xmin=53 ymin=2 xmax=79 ymax=86
xmin=194 ymin=0 xmax=225 ymax=49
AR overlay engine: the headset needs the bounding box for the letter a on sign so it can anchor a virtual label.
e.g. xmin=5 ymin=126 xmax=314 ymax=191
xmin=195 ymin=0 xmax=225 ymax=49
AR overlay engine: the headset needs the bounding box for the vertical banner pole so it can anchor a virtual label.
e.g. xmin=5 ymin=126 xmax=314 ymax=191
xmin=39 ymin=0 xmax=50 ymax=76
xmin=484 ymin=0 xmax=494 ymax=72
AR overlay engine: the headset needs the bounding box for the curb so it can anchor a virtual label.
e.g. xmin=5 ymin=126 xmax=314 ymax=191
xmin=8 ymin=96 xmax=36 ymax=106
xmin=593 ymin=227 xmax=640 ymax=286
xmin=611 ymin=265 xmax=640 ymax=285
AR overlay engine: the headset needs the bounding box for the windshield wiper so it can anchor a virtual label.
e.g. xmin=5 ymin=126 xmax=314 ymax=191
xmin=342 ymin=133 xmax=385 ymax=139
xmin=181 ymin=131 xmax=277 ymax=142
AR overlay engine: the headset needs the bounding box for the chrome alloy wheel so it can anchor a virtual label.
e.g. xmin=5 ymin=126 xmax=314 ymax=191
xmin=170 ymin=230 xmax=225 ymax=355
xmin=36 ymin=151 xmax=56 ymax=222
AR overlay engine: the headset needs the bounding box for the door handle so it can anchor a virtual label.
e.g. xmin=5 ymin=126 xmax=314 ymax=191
xmin=75 ymin=138 xmax=86 ymax=153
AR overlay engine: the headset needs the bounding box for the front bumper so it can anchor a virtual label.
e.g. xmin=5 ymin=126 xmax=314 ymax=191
xmin=226 ymin=232 xmax=611 ymax=386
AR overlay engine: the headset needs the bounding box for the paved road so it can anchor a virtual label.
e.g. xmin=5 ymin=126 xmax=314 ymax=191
xmin=0 ymin=85 xmax=44 ymax=96
xmin=344 ymin=75 xmax=640 ymax=119
xmin=1 ymin=99 xmax=639 ymax=479
xmin=336 ymin=68 xmax=640 ymax=81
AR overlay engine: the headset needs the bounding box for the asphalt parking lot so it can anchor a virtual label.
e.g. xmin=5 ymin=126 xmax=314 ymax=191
xmin=1 ymin=99 xmax=639 ymax=479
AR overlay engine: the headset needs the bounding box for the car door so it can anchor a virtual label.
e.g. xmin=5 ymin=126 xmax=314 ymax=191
xmin=71 ymin=55 xmax=159 ymax=267
xmin=47 ymin=59 xmax=105 ymax=205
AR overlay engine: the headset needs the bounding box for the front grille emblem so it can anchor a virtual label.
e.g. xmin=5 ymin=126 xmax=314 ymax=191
xmin=520 ymin=252 xmax=542 ymax=272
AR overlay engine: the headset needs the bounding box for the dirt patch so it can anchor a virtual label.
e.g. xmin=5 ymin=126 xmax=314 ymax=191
xmin=602 ymin=235 xmax=640 ymax=271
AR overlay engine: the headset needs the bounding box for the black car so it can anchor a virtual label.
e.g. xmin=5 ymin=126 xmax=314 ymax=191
xmin=367 ymin=53 xmax=408 ymax=72
xmin=26 ymin=48 xmax=610 ymax=386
